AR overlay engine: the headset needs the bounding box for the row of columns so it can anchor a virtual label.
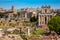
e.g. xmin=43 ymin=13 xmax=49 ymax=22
xmin=38 ymin=14 xmax=53 ymax=26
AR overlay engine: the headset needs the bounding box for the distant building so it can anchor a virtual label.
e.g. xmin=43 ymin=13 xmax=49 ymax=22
xmin=56 ymin=9 xmax=60 ymax=16
xmin=11 ymin=5 xmax=17 ymax=14
xmin=11 ymin=5 xmax=14 ymax=13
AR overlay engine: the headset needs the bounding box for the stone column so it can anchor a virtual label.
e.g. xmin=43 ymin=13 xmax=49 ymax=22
xmin=43 ymin=15 xmax=45 ymax=25
xmin=8 ymin=14 xmax=11 ymax=21
xmin=41 ymin=15 xmax=43 ymax=25
xmin=38 ymin=13 xmax=41 ymax=26
xmin=25 ymin=13 xmax=27 ymax=19
xmin=27 ymin=27 xmax=30 ymax=36
xmin=46 ymin=15 xmax=49 ymax=24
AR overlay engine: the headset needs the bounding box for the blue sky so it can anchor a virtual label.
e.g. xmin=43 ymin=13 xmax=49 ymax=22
xmin=0 ymin=0 xmax=60 ymax=9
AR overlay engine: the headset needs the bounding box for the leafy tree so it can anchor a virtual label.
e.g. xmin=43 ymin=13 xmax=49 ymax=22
xmin=48 ymin=16 xmax=60 ymax=33
xmin=17 ymin=12 xmax=20 ymax=16
xmin=13 ymin=14 xmax=17 ymax=17
xmin=30 ymin=16 xmax=38 ymax=22
xmin=30 ymin=16 xmax=38 ymax=27
xmin=0 ymin=12 xmax=5 ymax=18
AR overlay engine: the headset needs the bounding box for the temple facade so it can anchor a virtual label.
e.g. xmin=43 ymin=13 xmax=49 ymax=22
xmin=38 ymin=6 xmax=54 ymax=27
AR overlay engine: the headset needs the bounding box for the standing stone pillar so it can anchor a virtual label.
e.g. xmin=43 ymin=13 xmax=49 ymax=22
xmin=38 ymin=13 xmax=41 ymax=26
xmin=41 ymin=15 xmax=43 ymax=25
xmin=25 ymin=13 xmax=27 ymax=19
xmin=44 ymin=16 xmax=45 ymax=25
xmin=8 ymin=14 xmax=11 ymax=21
xmin=27 ymin=27 xmax=30 ymax=36
xmin=46 ymin=15 xmax=49 ymax=24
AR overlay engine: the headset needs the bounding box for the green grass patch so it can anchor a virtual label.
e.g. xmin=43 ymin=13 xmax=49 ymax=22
xmin=31 ymin=29 xmax=46 ymax=35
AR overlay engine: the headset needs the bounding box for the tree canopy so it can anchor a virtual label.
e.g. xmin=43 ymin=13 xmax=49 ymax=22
xmin=48 ymin=16 xmax=60 ymax=33
xmin=30 ymin=16 xmax=38 ymax=22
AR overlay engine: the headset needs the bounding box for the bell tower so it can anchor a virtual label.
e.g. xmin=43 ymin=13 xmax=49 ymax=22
xmin=11 ymin=5 xmax=14 ymax=13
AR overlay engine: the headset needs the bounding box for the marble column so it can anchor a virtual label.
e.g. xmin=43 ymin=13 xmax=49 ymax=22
xmin=25 ymin=13 xmax=27 ymax=19
xmin=43 ymin=15 xmax=45 ymax=25
xmin=38 ymin=13 xmax=41 ymax=26
xmin=41 ymin=15 xmax=43 ymax=25
xmin=27 ymin=27 xmax=30 ymax=36
xmin=46 ymin=15 xmax=49 ymax=24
